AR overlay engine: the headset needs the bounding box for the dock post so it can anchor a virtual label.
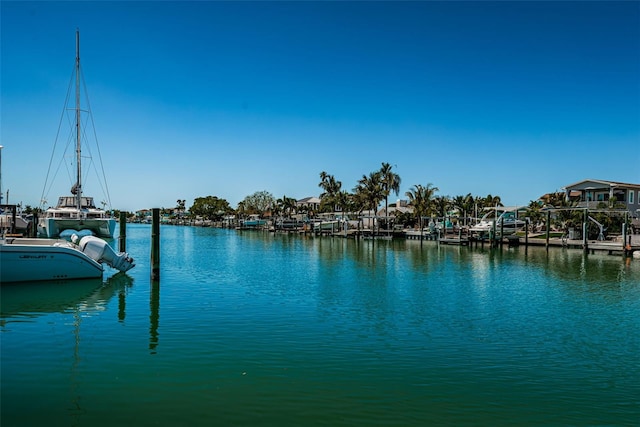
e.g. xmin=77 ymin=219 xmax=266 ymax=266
xmin=525 ymin=218 xmax=529 ymax=252
xmin=492 ymin=217 xmax=497 ymax=248
xmin=582 ymin=208 xmax=588 ymax=253
xmin=545 ymin=211 xmax=551 ymax=250
xmin=151 ymin=208 xmax=160 ymax=281
xmin=30 ymin=213 xmax=39 ymax=237
xmin=119 ymin=211 xmax=127 ymax=252
xmin=149 ymin=280 xmax=160 ymax=353
xmin=623 ymin=212 xmax=628 ymax=255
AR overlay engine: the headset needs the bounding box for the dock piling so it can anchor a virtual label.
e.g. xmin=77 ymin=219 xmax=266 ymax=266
xmin=119 ymin=211 xmax=127 ymax=252
xmin=545 ymin=211 xmax=551 ymax=250
xmin=151 ymin=208 xmax=160 ymax=281
xmin=583 ymin=209 xmax=588 ymax=253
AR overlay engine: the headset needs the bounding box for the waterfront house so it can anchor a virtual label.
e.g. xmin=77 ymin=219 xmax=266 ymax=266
xmin=296 ymin=197 xmax=321 ymax=213
xmin=376 ymin=200 xmax=413 ymax=219
xmin=562 ymin=179 xmax=640 ymax=216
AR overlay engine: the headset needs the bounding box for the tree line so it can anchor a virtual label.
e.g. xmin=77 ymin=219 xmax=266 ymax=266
xmin=158 ymin=163 xmax=507 ymax=225
xmin=181 ymin=162 xmax=629 ymax=237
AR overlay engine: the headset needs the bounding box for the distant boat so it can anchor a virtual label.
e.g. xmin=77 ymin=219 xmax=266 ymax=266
xmin=0 ymin=235 xmax=134 ymax=283
xmin=311 ymin=213 xmax=344 ymax=231
xmin=313 ymin=219 xmax=340 ymax=231
xmin=239 ymin=215 xmax=267 ymax=228
xmin=38 ymin=30 xmax=116 ymax=239
xmin=0 ymin=206 xmax=31 ymax=235
xmin=469 ymin=207 xmax=526 ymax=235
xmin=275 ymin=218 xmax=303 ymax=230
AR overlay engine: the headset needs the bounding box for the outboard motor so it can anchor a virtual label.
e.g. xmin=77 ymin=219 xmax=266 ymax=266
xmin=72 ymin=234 xmax=135 ymax=272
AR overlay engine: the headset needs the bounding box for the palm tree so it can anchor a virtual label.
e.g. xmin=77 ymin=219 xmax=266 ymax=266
xmin=433 ymin=195 xmax=451 ymax=220
xmin=483 ymin=194 xmax=503 ymax=208
xmin=236 ymin=201 xmax=246 ymax=220
xmin=379 ymin=163 xmax=401 ymax=229
xmin=283 ymin=196 xmax=297 ymax=218
xmin=318 ymin=171 xmax=342 ymax=213
xmin=451 ymin=193 xmax=474 ymax=225
xmin=175 ymin=199 xmax=186 ymax=219
xmin=405 ymin=183 xmax=439 ymax=231
xmin=354 ymin=172 xmax=384 ymax=229
xmin=451 ymin=195 xmax=466 ymax=222
xmin=272 ymin=200 xmax=283 ymax=220
xmin=334 ymin=190 xmax=350 ymax=215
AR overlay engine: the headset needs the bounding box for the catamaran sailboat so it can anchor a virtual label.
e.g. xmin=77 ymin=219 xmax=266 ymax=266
xmin=38 ymin=30 xmax=116 ymax=238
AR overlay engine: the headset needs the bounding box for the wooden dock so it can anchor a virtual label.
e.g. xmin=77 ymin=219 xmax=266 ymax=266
xmin=403 ymin=229 xmax=640 ymax=256
xmin=262 ymin=223 xmax=640 ymax=256
xmin=517 ymin=235 xmax=640 ymax=255
xmin=439 ymin=236 xmax=470 ymax=245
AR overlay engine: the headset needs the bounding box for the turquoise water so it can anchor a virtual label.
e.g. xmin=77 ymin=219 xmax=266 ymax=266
xmin=2 ymin=224 xmax=639 ymax=426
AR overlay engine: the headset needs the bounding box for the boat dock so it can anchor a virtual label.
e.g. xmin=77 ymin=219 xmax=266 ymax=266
xmin=309 ymin=227 xmax=639 ymax=256
xmin=230 ymin=220 xmax=640 ymax=257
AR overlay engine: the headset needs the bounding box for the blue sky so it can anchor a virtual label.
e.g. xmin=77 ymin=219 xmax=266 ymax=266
xmin=1 ymin=1 xmax=639 ymax=212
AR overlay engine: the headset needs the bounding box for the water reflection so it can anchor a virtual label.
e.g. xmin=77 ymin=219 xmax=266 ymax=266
xmin=150 ymin=280 xmax=160 ymax=354
xmin=1 ymin=273 xmax=134 ymax=325
xmin=3 ymin=225 xmax=638 ymax=426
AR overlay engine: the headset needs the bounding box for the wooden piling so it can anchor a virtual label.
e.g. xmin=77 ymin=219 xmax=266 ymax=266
xmin=491 ymin=216 xmax=497 ymax=248
xmin=119 ymin=211 xmax=127 ymax=252
xmin=149 ymin=280 xmax=160 ymax=353
xmin=545 ymin=211 xmax=551 ymax=250
xmin=583 ymin=208 xmax=588 ymax=253
xmin=151 ymin=208 xmax=160 ymax=281
xmin=622 ymin=212 xmax=628 ymax=255
xmin=31 ymin=213 xmax=39 ymax=237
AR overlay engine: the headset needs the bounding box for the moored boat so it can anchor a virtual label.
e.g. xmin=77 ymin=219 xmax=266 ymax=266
xmin=469 ymin=207 xmax=526 ymax=235
xmin=38 ymin=196 xmax=116 ymax=238
xmin=313 ymin=219 xmax=340 ymax=230
xmin=239 ymin=214 xmax=267 ymax=228
xmin=0 ymin=235 xmax=134 ymax=283
xmin=0 ymin=205 xmax=32 ymax=235
xmin=37 ymin=30 xmax=117 ymax=238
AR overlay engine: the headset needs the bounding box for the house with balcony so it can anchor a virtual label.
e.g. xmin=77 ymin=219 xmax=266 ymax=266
xmin=562 ymin=179 xmax=640 ymax=216
xmin=296 ymin=197 xmax=321 ymax=213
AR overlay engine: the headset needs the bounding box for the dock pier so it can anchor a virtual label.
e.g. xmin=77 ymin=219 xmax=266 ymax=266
xmin=237 ymin=218 xmax=639 ymax=256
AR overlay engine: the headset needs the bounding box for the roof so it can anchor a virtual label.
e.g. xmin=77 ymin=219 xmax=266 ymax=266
xmin=563 ymin=179 xmax=640 ymax=191
xmin=297 ymin=196 xmax=321 ymax=204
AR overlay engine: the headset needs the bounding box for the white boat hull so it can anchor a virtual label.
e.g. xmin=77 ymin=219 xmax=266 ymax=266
xmin=469 ymin=220 xmax=525 ymax=235
xmin=314 ymin=220 xmax=340 ymax=230
xmin=0 ymin=238 xmax=103 ymax=282
xmin=1 ymin=235 xmax=134 ymax=283
xmin=37 ymin=217 xmax=116 ymax=238
xmin=0 ymin=214 xmax=30 ymax=231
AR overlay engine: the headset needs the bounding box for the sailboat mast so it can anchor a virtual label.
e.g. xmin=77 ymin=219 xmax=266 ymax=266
xmin=75 ymin=29 xmax=82 ymax=212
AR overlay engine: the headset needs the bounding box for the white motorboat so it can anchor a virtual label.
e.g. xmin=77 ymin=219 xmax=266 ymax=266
xmin=38 ymin=30 xmax=116 ymax=238
xmin=239 ymin=214 xmax=267 ymax=228
xmin=0 ymin=206 xmax=31 ymax=235
xmin=313 ymin=219 xmax=340 ymax=231
xmin=0 ymin=235 xmax=134 ymax=283
xmin=311 ymin=213 xmax=344 ymax=231
xmin=469 ymin=208 xmax=526 ymax=235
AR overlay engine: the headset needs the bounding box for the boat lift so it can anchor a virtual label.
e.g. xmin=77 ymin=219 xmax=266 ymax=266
xmin=588 ymin=216 xmax=606 ymax=241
